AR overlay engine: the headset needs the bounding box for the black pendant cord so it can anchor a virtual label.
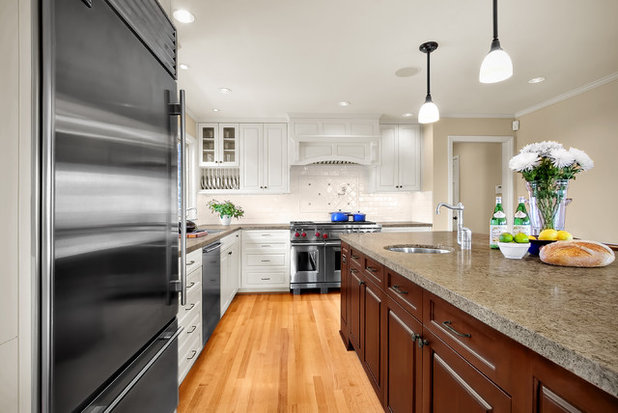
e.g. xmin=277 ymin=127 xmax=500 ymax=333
xmin=426 ymin=51 xmax=431 ymax=100
xmin=493 ymin=0 xmax=498 ymax=41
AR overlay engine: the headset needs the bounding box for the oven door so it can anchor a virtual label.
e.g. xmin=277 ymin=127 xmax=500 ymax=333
xmin=324 ymin=241 xmax=342 ymax=284
xmin=290 ymin=243 xmax=322 ymax=285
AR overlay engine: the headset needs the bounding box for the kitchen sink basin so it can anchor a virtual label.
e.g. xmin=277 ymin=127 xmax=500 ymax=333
xmin=201 ymin=229 xmax=224 ymax=234
xmin=385 ymin=245 xmax=453 ymax=254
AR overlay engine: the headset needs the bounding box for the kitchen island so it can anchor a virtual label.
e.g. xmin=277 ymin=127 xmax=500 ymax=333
xmin=339 ymin=231 xmax=617 ymax=412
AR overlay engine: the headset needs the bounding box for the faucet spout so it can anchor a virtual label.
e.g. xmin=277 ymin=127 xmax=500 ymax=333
xmin=435 ymin=201 xmax=470 ymax=250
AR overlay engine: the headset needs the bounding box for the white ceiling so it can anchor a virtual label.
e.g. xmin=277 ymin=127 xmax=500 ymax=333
xmin=173 ymin=0 xmax=618 ymax=121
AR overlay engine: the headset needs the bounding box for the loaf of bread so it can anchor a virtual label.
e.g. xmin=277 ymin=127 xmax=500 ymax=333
xmin=540 ymin=240 xmax=615 ymax=267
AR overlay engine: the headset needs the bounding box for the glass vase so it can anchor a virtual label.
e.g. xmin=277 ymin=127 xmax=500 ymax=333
xmin=526 ymin=179 xmax=569 ymax=234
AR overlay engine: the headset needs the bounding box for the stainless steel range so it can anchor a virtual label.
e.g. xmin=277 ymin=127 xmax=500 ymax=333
xmin=290 ymin=221 xmax=381 ymax=294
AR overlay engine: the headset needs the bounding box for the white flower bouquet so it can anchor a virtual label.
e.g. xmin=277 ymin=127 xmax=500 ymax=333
xmin=509 ymin=141 xmax=593 ymax=231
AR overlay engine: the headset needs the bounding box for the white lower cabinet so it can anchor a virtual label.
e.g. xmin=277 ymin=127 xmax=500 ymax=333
xmin=0 ymin=338 xmax=18 ymax=413
xmin=178 ymin=248 xmax=203 ymax=384
xmin=241 ymin=230 xmax=290 ymax=291
xmin=220 ymin=232 xmax=241 ymax=317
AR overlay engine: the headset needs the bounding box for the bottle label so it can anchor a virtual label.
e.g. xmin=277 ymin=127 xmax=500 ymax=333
xmin=513 ymin=225 xmax=531 ymax=236
xmin=514 ymin=211 xmax=527 ymax=219
xmin=490 ymin=225 xmax=508 ymax=247
xmin=493 ymin=211 xmax=506 ymax=219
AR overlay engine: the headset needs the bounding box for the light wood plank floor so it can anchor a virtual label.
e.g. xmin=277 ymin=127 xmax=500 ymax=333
xmin=178 ymin=293 xmax=383 ymax=412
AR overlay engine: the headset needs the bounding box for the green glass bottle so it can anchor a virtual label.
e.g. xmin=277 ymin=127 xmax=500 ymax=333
xmin=513 ymin=196 xmax=531 ymax=236
xmin=490 ymin=196 xmax=507 ymax=248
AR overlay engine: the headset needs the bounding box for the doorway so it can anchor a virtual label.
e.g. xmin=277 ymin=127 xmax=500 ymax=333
xmin=447 ymin=136 xmax=514 ymax=233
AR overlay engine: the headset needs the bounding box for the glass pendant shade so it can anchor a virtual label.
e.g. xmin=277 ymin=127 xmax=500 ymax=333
xmin=479 ymin=47 xmax=513 ymax=83
xmin=418 ymin=98 xmax=440 ymax=124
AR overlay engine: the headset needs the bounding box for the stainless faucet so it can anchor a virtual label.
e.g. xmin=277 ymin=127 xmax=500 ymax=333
xmin=436 ymin=202 xmax=472 ymax=250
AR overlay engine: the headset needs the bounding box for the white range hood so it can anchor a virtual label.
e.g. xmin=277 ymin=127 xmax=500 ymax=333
xmin=288 ymin=114 xmax=380 ymax=166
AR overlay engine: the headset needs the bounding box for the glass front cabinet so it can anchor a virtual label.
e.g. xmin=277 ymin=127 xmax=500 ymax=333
xmin=198 ymin=123 xmax=239 ymax=167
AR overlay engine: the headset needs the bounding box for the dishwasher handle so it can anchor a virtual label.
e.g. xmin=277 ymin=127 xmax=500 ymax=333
xmin=203 ymin=242 xmax=222 ymax=254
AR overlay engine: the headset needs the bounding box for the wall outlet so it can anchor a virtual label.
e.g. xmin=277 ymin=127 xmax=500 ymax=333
xmin=512 ymin=120 xmax=520 ymax=131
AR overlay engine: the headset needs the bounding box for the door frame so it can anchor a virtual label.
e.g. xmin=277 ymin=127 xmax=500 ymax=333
xmin=446 ymin=136 xmax=514 ymax=232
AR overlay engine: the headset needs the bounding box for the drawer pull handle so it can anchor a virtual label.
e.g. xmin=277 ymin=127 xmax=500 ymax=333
xmin=417 ymin=337 xmax=429 ymax=348
xmin=359 ymin=280 xmax=365 ymax=286
xmin=261 ymin=244 xmax=272 ymax=247
xmin=442 ymin=320 xmax=471 ymax=338
xmin=261 ymin=277 xmax=271 ymax=280
xmin=186 ymin=350 xmax=197 ymax=360
xmin=261 ymin=259 xmax=271 ymax=262
xmin=350 ymin=268 xmax=359 ymax=274
xmin=186 ymin=260 xmax=195 ymax=266
xmin=342 ymin=256 xmax=347 ymax=263
xmin=187 ymin=325 xmax=197 ymax=334
xmin=366 ymin=266 xmax=378 ymax=273
xmin=228 ymin=251 xmax=233 ymax=255
xmin=187 ymin=281 xmax=196 ymax=289
xmin=261 ymin=234 xmax=272 ymax=237
xmin=185 ymin=303 xmax=195 ymax=311
xmin=351 ymin=254 xmax=360 ymax=260
xmin=392 ymin=285 xmax=408 ymax=295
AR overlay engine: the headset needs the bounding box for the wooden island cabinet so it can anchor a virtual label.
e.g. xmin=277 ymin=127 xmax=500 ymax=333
xmin=339 ymin=242 xmax=618 ymax=413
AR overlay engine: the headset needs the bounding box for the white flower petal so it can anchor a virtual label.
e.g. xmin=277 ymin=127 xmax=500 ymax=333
xmin=549 ymin=148 xmax=575 ymax=168
xmin=569 ymin=147 xmax=594 ymax=171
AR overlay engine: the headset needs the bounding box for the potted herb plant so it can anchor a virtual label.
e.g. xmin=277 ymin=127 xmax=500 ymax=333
xmin=509 ymin=141 xmax=593 ymax=233
xmin=207 ymin=199 xmax=244 ymax=226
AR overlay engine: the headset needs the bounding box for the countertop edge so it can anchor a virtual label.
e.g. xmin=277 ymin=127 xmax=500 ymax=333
xmin=341 ymin=236 xmax=618 ymax=398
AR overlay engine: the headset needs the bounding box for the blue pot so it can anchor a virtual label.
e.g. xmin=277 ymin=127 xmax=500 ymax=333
xmin=330 ymin=211 xmax=350 ymax=222
xmin=352 ymin=212 xmax=366 ymax=222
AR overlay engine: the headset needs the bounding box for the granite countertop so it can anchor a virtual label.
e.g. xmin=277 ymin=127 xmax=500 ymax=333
xmin=339 ymin=231 xmax=618 ymax=397
xmin=183 ymin=223 xmax=290 ymax=254
xmin=378 ymin=221 xmax=432 ymax=227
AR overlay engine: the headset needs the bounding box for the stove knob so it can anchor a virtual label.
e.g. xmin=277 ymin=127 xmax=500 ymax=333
xmin=301 ymin=232 xmax=307 ymax=237
xmin=323 ymin=233 xmax=329 ymax=239
xmin=294 ymin=232 xmax=300 ymax=237
xmin=315 ymin=232 xmax=321 ymax=237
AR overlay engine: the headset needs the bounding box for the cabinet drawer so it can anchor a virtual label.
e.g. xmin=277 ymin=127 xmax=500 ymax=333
xmin=424 ymin=292 xmax=517 ymax=388
xmin=180 ymin=280 xmax=201 ymax=314
xmin=244 ymin=272 xmax=286 ymax=285
xmin=178 ymin=330 xmax=202 ymax=383
xmin=186 ymin=266 xmax=201 ymax=290
xmin=242 ymin=230 xmax=288 ymax=243
xmin=184 ymin=249 xmax=202 ymax=274
xmin=243 ymin=241 xmax=288 ymax=252
xmin=350 ymin=248 xmax=363 ymax=267
xmin=220 ymin=231 xmax=241 ymax=250
xmin=363 ymin=256 xmax=384 ymax=287
xmin=386 ymin=270 xmax=422 ymax=320
xmin=178 ymin=308 xmax=202 ymax=349
xmin=246 ymin=253 xmax=286 ymax=267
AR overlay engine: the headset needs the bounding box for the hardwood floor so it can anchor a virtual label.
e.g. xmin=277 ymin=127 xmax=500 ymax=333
xmin=178 ymin=293 xmax=383 ymax=412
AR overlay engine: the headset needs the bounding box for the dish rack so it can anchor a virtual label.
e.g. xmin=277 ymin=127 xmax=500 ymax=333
xmin=200 ymin=168 xmax=240 ymax=190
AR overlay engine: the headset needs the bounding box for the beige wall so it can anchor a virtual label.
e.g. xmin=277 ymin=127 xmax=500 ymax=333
xmin=432 ymin=118 xmax=514 ymax=230
xmin=186 ymin=113 xmax=197 ymax=138
xmin=454 ymin=142 xmax=502 ymax=235
xmin=515 ymin=79 xmax=618 ymax=243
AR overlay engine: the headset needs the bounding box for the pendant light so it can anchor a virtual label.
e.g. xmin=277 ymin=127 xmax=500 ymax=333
xmin=479 ymin=0 xmax=513 ymax=83
xmin=418 ymin=41 xmax=439 ymax=124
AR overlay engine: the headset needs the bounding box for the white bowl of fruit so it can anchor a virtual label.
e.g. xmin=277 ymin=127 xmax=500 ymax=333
xmin=498 ymin=232 xmax=531 ymax=259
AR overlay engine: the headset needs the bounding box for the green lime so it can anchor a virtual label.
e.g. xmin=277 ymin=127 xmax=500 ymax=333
xmin=499 ymin=232 xmax=514 ymax=243
xmin=514 ymin=232 xmax=529 ymax=243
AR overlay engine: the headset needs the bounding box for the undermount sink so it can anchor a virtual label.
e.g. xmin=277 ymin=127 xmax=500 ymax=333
xmin=202 ymin=229 xmax=224 ymax=234
xmin=385 ymin=245 xmax=453 ymax=254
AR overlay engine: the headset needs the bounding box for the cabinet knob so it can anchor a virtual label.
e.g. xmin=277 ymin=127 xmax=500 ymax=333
xmin=228 ymin=251 xmax=232 ymax=255
xmin=417 ymin=336 xmax=429 ymax=348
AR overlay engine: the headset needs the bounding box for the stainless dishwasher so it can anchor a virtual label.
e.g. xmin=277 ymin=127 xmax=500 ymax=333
xmin=202 ymin=242 xmax=221 ymax=346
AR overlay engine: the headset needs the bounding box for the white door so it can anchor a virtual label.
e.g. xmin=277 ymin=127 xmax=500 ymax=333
xmin=376 ymin=125 xmax=398 ymax=190
xmin=239 ymin=124 xmax=263 ymax=191
xmin=452 ymin=155 xmax=460 ymax=204
xmin=397 ymin=125 xmax=421 ymax=190
xmin=263 ymin=123 xmax=287 ymax=193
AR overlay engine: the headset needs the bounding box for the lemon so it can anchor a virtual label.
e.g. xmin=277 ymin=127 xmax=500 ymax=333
xmin=557 ymin=230 xmax=573 ymax=241
xmin=539 ymin=229 xmax=559 ymax=241
xmin=499 ymin=232 xmax=513 ymax=243
xmin=528 ymin=235 xmax=537 ymax=240
xmin=514 ymin=233 xmax=529 ymax=243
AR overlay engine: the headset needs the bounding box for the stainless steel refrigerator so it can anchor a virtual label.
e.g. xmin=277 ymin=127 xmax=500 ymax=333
xmin=40 ymin=1 xmax=186 ymax=411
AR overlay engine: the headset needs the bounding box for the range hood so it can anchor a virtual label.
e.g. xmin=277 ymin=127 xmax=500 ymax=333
xmin=288 ymin=114 xmax=380 ymax=166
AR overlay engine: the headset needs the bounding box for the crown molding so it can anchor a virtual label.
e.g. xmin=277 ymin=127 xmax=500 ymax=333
xmin=515 ymin=72 xmax=618 ymax=118
xmin=441 ymin=113 xmax=514 ymax=119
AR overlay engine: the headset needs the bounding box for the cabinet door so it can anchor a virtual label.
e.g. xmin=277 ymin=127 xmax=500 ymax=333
xmin=422 ymin=330 xmax=512 ymax=413
xmin=239 ymin=124 xmax=263 ymax=191
xmin=349 ymin=267 xmax=363 ymax=352
xmin=385 ymin=298 xmax=423 ymax=413
xmin=340 ymin=248 xmax=349 ymax=331
xmin=263 ymin=123 xmax=288 ymax=192
xmin=219 ymin=123 xmax=239 ymax=166
xmin=198 ymin=123 xmax=217 ymax=166
xmin=230 ymin=240 xmax=240 ymax=296
xmin=220 ymin=247 xmax=231 ymax=317
xmin=363 ymin=281 xmax=385 ymax=401
xmin=376 ymin=125 xmax=398 ymax=191
xmin=398 ymin=125 xmax=421 ymax=190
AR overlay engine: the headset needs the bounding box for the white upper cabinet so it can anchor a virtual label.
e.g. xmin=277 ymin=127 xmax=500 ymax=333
xmin=198 ymin=123 xmax=239 ymax=167
xmin=373 ymin=124 xmax=422 ymax=192
xmin=240 ymin=123 xmax=288 ymax=193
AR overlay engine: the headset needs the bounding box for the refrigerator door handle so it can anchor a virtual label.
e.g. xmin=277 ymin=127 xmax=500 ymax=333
xmin=170 ymin=90 xmax=187 ymax=305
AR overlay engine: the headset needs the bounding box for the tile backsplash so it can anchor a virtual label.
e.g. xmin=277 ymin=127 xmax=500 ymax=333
xmin=196 ymin=165 xmax=433 ymax=225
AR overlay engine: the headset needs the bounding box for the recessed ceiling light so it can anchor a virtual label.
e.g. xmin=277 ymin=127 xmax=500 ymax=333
xmin=179 ymin=64 xmax=189 ymax=70
xmin=528 ymin=76 xmax=546 ymax=84
xmin=218 ymin=88 xmax=232 ymax=94
xmin=338 ymin=101 xmax=351 ymax=107
xmin=402 ymin=113 xmax=413 ymax=117
xmin=212 ymin=108 xmax=220 ymax=112
xmin=172 ymin=9 xmax=195 ymax=24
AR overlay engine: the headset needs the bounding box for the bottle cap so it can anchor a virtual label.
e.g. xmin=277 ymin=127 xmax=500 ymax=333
xmin=496 ymin=196 xmax=502 ymax=203
xmin=518 ymin=196 xmax=526 ymax=203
